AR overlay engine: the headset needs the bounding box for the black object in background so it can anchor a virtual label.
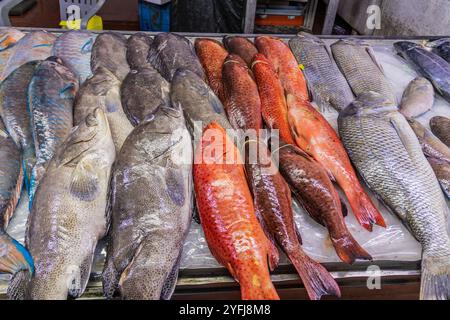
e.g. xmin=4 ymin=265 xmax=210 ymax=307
xmin=171 ymin=0 xmax=244 ymax=33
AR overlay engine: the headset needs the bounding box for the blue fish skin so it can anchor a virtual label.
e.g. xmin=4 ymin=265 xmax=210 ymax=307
xmin=28 ymin=57 xmax=79 ymax=206
xmin=53 ymin=30 xmax=97 ymax=85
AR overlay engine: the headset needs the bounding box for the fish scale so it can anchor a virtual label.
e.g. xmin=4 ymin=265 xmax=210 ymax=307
xmin=289 ymin=34 xmax=354 ymax=112
xmin=338 ymin=92 xmax=450 ymax=300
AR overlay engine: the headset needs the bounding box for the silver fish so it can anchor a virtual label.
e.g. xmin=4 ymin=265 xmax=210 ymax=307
xmin=0 ymin=61 xmax=41 ymax=190
xmin=102 ymin=104 xmax=193 ymax=300
xmin=148 ymin=32 xmax=205 ymax=82
xmin=28 ymin=57 xmax=79 ymax=206
xmin=91 ymin=32 xmax=130 ymax=81
xmin=400 ymin=77 xmax=434 ymax=118
xmin=121 ymin=65 xmax=170 ymax=126
xmin=8 ymin=108 xmax=115 ymax=300
xmin=1 ymin=31 xmax=56 ymax=82
xmin=0 ymin=29 xmax=25 ymax=76
xmin=430 ymin=116 xmax=450 ymax=148
xmin=428 ymin=158 xmax=450 ymax=198
xmin=74 ymin=67 xmax=133 ymax=152
xmin=127 ymin=33 xmax=153 ymax=70
xmin=331 ymin=39 xmax=397 ymax=105
xmin=338 ymin=92 xmax=450 ymax=300
xmin=53 ymin=30 xmax=96 ymax=84
xmin=289 ymin=33 xmax=354 ymax=111
xmin=0 ymin=118 xmax=34 ymax=277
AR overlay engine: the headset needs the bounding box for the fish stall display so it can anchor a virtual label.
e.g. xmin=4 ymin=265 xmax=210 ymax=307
xmin=0 ymin=28 xmax=448 ymax=301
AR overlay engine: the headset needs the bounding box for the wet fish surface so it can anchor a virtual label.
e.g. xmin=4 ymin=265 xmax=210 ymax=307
xmin=126 ymin=33 xmax=153 ymax=70
xmin=0 ymin=61 xmax=41 ymax=190
xmin=429 ymin=38 xmax=450 ymax=63
xmin=8 ymin=108 xmax=115 ymax=300
xmin=332 ymin=39 xmax=397 ymax=104
xmin=121 ymin=66 xmax=170 ymax=126
xmin=400 ymin=77 xmax=434 ymax=118
xmin=430 ymin=116 xmax=450 ymax=148
xmin=245 ymin=140 xmax=341 ymax=300
xmin=276 ymin=143 xmax=372 ymax=264
xmin=0 ymin=29 xmax=25 ymax=76
xmin=394 ymin=41 xmax=450 ymax=103
xmin=195 ymin=38 xmax=228 ymax=102
xmin=28 ymin=57 xmax=79 ymax=205
xmin=428 ymin=158 xmax=450 ymax=198
xmin=338 ymin=91 xmax=450 ymax=300
xmin=74 ymin=67 xmax=133 ymax=152
xmin=223 ymin=36 xmax=258 ymax=67
xmin=103 ymin=104 xmax=192 ymax=300
xmin=91 ymin=32 xmax=130 ymax=81
xmin=53 ymin=30 xmax=96 ymax=84
xmin=1 ymin=31 xmax=56 ymax=82
xmin=148 ymin=33 xmax=205 ymax=82
xmin=289 ymin=33 xmax=354 ymax=112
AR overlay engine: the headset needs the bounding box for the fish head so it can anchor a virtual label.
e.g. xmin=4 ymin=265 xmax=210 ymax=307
xmin=393 ymin=41 xmax=421 ymax=55
xmin=406 ymin=117 xmax=427 ymax=138
xmin=297 ymin=32 xmax=323 ymax=45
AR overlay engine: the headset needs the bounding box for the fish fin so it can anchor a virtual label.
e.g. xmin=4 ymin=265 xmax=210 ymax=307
xmin=81 ymin=38 xmax=95 ymax=54
xmin=102 ymin=255 xmax=120 ymax=299
xmin=420 ymin=251 xmax=450 ymax=300
xmin=22 ymin=147 xmax=36 ymax=194
xmin=340 ymin=198 xmax=348 ymax=217
xmin=160 ymin=253 xmax=182 ymax=300
xmin=347 ymin=189 xmax=386 ymax=231
xmin=165 ymin=169 xmax=186 ymax=207
xmin=310 ymin=84 xmax=334 ymax=113
xmin=7 ymin=270 xmax=30 ymax=300
xmin=288 ymin=248 xmax=341 ymax=300
xmin=295 ymin=225 xmax=303 ymax=246
xmin=294 ymin=194 xmax=326 ymax=227
xmin=331 ymin=234 xmax=372 ymax=264
xmin=365 ymin=46 xmax=386 ymax=75
xmin=67 ymin=250 xmax=95 ymax=298
xmin=0 ymin=232 xmax=34 ymax=277
xmin=254 ymin=209 xmax=279 ymax=270
xmin=70 ymin=159 xmax=100 ymax=202
xmin=105 ymin=86 xmax=121 ymax=113
xmin=59 ymin=83 xmax=78 ymax=99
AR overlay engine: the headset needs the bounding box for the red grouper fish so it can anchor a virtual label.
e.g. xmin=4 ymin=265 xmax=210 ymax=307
xmin=255 ymin=36 xmax=385 ymax=231
xmin=251 ymin=53 xmax=296 ymax=145
xmin=223 ymin=36 xmax=259 ymax=67
xmin=244 ymin=139 xmax=341 ymax=299
xmin=255 ymin=36 xmax=309 ymax=102
xmin=222 ymin=54 xmax=263 ymax=135
xmin=275 ymin=143 xmax=372 ymax=264
xmin=194 ymin=38 xmax=229 ymax=102
xmin=194 ymin=122 xmax=279 ymax=300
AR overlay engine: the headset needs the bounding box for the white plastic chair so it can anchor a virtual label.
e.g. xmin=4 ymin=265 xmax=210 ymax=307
xmin=0 ymin=0 xmax=23 ymax=26
xmin=59 ymin=0 xmax=106 ymax=29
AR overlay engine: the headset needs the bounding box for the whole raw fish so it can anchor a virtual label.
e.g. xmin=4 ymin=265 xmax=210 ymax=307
xmin=428 ymin=158 xmax=450 ymax=198
xmin=8 ymin=108 xmax=115 ymax=300
xmin=0 ymin=29 xmax=24 ymax=76
xmin=0 ymin=118 xmax=33 ymax=277
xmin=74 ymin=67 xmax=133 ymax=152
xmin=276 ymin=143 xmax=372 ymax=264
xmin=289 ymin=33 xmax=354 ymax=112
xmin=400 ymin=77 xmax=434 ymax=118
xmin=194 ymin=122 xmax=279 ymax=300
xmin=121 ymin=66 xmax=170 ymax=126
xmin=251 ymin=53 xmax=295 ymax=145
xmin=148 ymin=33 xmax=205 ymax=82
xmin=171 ymin=68 xmax=233 ymax=138
xmin=53 ymin=30 xmax=96 ymax=84
xmin=91 ymin=32 xmax=130 ymax=81
xmin=222 ymin=54 xmax=263 ymax=134
xmin=194 ymin=38 xmax=228 ymax=102
xmin=338 ymin=92 xmax=450 ymax=300
xmin=429 ymin=38 xmax=450 ymax=63
xmin=103 ymin=104 xmax=192 ymax=300
xmin=394 ymin=41 xmax=450 ymax=103
xmin=1 ymin=31 xmax=55 ymax=82
xmin=223 ymin=36 xmax=258 ymax=67
xmin=287 ymin=94 xmax=385 ymax=231
xmin=245 ymin=140 xmax=341 ymax=300
xmin=332 ymin=39 xmax=397 ymax=104
xmin=126 ymin=33 xmax=153 ymax=70
xmin=430 ymin=116 xmax=450 ymax=148
xmin=28 ymin=57 xmax=79 ymax=206
xmin=0 ymin=61 xmax=41 ymax=190
xmin=255 ymin=36 xmax=309 ymax=101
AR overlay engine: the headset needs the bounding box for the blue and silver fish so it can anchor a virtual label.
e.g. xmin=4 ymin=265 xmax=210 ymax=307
xmin=53 ymin=30 xmax=96 ymax=84
xmin=0 ymin=28 xmax=25 ymax=76
xmin=28 ymin=57 xmax=79 ymax=206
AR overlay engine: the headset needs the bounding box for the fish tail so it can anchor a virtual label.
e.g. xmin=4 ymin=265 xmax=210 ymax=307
xmin=239 ymin=273 xmax=280 ymax=300
xmin=0 ymin=232 xmax=34 ymax=279
xmin=348 ymin=190 xmax=386 ymax=231
xmin=288 ymin=249 xmax=341 ymax=300
xmin=331 ymin=233 xmax=372 ymax=264
xmin=420 ymin=251 xmax=450 ymax=300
